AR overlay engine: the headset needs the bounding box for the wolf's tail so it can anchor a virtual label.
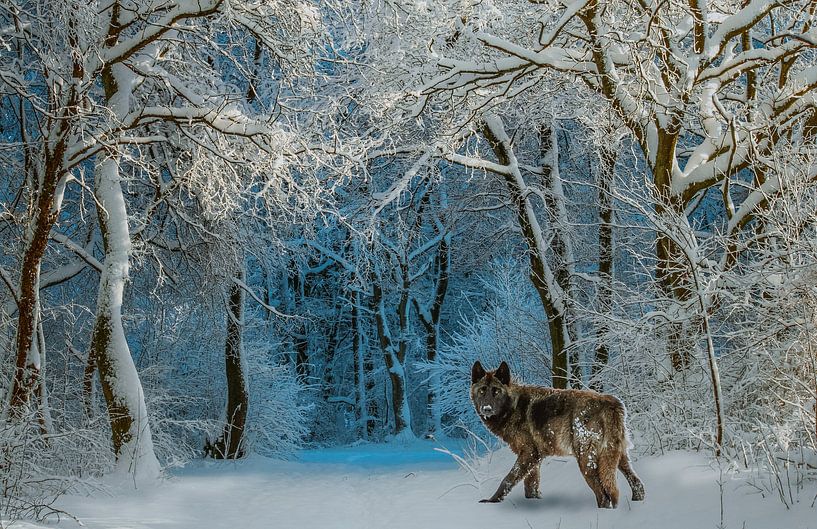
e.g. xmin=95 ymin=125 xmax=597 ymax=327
xmin=605 ymin=397 xmax=631 ymax=451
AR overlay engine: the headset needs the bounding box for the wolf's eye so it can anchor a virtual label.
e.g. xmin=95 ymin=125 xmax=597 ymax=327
xmin=492 ymin=388 xmax=499 ymax=396
xmin=478 ymin=388 xmax=486 ymax=395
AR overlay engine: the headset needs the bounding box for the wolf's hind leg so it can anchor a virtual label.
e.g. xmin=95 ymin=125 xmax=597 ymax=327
xmin=618 ymin=453 xmax=645 ymax=501
xmin=575 ymin=444 xmax=619 ymax=509
xmin=576 ymin=456 xmax=609 ymax=508
xmin=597 ymin=454 xmax=620 ymax=508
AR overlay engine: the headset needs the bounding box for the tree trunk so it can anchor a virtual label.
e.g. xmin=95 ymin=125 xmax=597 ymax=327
xmin=538 ymin=123 xmax=581 ymax=387
xmin=34 ymin=320 xmax=53 ymax=434
xmin=653 ymin=132 xmax=694 ymax=371
xmin=209 ymin=271 xmax=248 ymax=459
xmin=288 ymin=269 xmax=310 ymax=381
xmin=591 ymin=146 xmax=616 ymax=391
xmin=89 ymin=61 xmax=160 ymax=481
xmin=415 ymin=232 xmax=451 ymax=435
xmin=481 ymin=116 xmax=570 ymax=388
xmin=372 ymin=272 xmax=413 ymax=437
xmin=6 ymin=142 xmax=69 ymax=417
xmin=351 ymin=289 xmax=368 ymax=439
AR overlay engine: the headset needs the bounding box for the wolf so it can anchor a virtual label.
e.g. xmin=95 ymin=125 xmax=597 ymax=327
xmin=470 ymin=360 xmax=645 ymax=508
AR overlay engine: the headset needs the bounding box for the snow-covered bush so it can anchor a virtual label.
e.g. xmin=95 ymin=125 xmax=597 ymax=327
xmin=131 ymin=299 xmax=310 ymax=460
xmin=596 ymin=169 xmax=817 ymax=470
xmin=0 ymin=412 xmax=104 ymax=523
xmin=0 ymin=293 xmax=108 ymax=521
xmin=141 ymin=367 xmax=218 ymax=469
xmin=421 ymin=258 xmax=552 ymax=440
xmin=0 ymin=342 xmax=112 ymax=521
xmin=240 ymin=342 xmax=311 ymax=457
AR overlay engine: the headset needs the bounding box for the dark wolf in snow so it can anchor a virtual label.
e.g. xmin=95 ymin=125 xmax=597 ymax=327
xmin=470 ymin=361 xmax=645 ymax=508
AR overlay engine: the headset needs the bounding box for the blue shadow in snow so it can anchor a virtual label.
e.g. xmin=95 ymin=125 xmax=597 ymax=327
xmin=297 ymin=440 xmax=466 ymax=468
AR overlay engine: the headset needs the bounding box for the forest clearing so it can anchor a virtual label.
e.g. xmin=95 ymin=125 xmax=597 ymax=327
xmin=12 ymin=441 xmax=817 ymax=529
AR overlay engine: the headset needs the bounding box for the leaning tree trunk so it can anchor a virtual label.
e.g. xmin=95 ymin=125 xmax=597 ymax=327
xmin=208 ymin=270 xmax=248 ymax=459
xmin=6 ymin=137 xmax=71 ymax=418
xmin=481 ymin=115 xmax=571 ymax=389
xmin=89 ymin=62 xmax=160 ymax=481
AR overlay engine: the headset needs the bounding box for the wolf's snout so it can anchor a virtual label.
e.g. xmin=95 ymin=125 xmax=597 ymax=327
xmin=480 ymin=405 xmax=494 ymax=415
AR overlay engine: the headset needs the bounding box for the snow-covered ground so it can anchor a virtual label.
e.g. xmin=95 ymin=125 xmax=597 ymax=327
xmin=7 ymin=440 xmax=817 ymax=529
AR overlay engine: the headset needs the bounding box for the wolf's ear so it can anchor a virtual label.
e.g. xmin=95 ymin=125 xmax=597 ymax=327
xmin=471 ymin=361 xmax=486 ymax=383
xmin=495 ymin=361 xmax=511 ymax=385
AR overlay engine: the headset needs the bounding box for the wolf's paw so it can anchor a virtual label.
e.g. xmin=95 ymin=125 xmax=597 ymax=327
xmin=525 ymin=491 xmax=542 ymax=499
xmin=479 ymin=497 xmax=502 ymax=503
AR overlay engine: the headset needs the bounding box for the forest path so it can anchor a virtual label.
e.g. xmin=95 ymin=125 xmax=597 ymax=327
xmin=21 ymin=440 xmax=817 ymax=529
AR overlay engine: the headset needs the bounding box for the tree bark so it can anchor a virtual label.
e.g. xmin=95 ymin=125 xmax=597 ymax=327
xmin=650 ymin=153 xmax=693 ymax=365
xmin=88 ymin=61 xmax=160 ymax=480
xmin=591 ymin=146 xmax=616 ymax=391
xmin=351 ymin=289 xmax=368 ymax=439
xmin=209 ymin=271 xmax=248 ymax=459
xmin=7 ymin=127 xmax=72 ymax=417
xmin=481 ymin=117 xmax=570 ymax=389
xmin=372 ymin=270 xmax=413 ymax=437
xmin=538 ymin=123 xmax=581 ymax=387
xmin=288 ymin=269 xmax=310 ymax=381
xmin=415 ymin=232 xmax=451 ymax=435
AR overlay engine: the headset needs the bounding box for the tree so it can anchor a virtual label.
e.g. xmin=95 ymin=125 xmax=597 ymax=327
xmin=2 ymin=0 xmax=328 ymax=478
xmin=416 ymin=0 xmax=817 ymax=367
xmin=207 ymin=271 xmax=249 ymax=459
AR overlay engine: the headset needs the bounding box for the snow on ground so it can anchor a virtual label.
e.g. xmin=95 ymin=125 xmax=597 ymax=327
xmin=6 ymin=440 xmax=817 ymax=529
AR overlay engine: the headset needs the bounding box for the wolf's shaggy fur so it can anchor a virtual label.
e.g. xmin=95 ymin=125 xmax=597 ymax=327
xmin=471 ymin=361 xmax=645 ymax=508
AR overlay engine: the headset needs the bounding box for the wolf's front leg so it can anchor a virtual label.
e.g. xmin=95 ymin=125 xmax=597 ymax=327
xmin=524 ymin=465 xmax=541 ymax=498
xmin=480 ymin=455 xmax=537 ymax=503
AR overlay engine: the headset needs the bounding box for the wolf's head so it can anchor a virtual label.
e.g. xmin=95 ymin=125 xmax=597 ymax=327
xmin=470 ymin=361 xmax=513 ymax=420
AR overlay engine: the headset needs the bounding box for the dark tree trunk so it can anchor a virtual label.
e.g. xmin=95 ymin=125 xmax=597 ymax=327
xmin=651 ymin=132 xmax=695 ymax=371
xmin=415 ymin=232 xmax=451 ymax=435
xmin=591 ymin=146 xmax=616 ymax=391
xmin=371 ymin=271 xmax=412 ymax=436
xmin=538 ymin=123 xmax=581 ymax=387
xmin=481 ymin=119 xmax=570 ymax=389
xmin=209 ymin=272 xmax=248 ymax=459
xmin=8 ymin=142 xmax=67 ymax=416
xmin=289 ymin=270 xmax=310 ymax=381
xmin=351 ymin=289 xmax=367 ymax=439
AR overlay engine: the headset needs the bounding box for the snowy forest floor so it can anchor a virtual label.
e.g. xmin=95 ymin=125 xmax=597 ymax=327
xmin=8 ymin=440 xmax=817 ymax=529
